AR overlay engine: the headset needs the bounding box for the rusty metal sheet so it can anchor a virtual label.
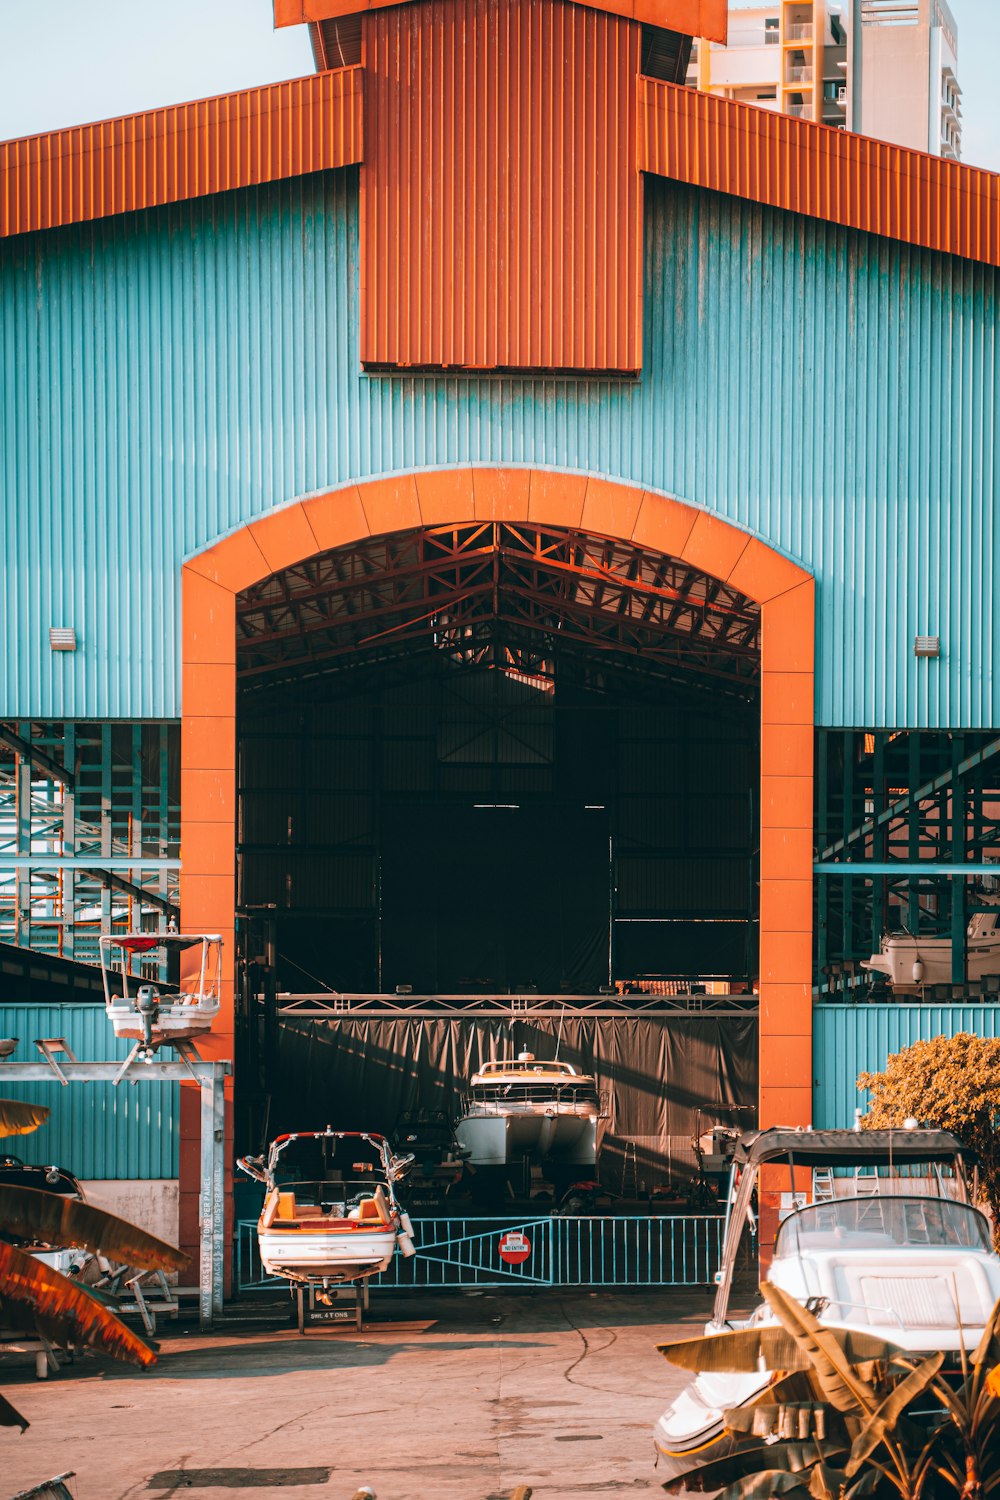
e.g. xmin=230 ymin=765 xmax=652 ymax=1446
xmin=638 ymin=76 xmax=1000 ymax=270
xmin=361 ymin=0 xmax=643 ymax=372
xmin=0 ymin=67 xmax=364 ymax=240
xmin=275 ymin=0 xmax=728 ymax=44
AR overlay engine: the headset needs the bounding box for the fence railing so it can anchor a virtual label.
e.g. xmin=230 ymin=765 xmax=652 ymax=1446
xmin=235 ymin=1213 xmax=725 ymax=1293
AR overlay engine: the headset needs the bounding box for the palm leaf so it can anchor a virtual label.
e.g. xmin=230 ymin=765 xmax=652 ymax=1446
xmin=659 ymin=1322 xmax=902 ymax=1376
xmin=0 ymin=1099 xmax=49 ymax=1139
xmin=0 ymin=1240 xmax=156 ymax=1367
xmin=0 ymin=1391 xmax=28 ymax=1432
xmin=0 ymin=1185 xmax=187 ymax=1272
xmin=845 ymin=1352 xmax=945 ymax=1475
xmin=760 ymin=1284 xmax=879 ymax=1415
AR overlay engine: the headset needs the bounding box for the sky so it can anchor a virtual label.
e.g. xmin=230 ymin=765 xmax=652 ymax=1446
xmin=0 ymin=0 xmax=996 ymax=170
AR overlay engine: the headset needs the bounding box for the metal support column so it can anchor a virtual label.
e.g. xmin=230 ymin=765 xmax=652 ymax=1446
xmin=951 ymin=734 xmax=967 ymax=984
xmin=0 ymin=1054 xmax=231 ymax=1331
xmin=199 ymin=1065 xmax=228 ymax=1324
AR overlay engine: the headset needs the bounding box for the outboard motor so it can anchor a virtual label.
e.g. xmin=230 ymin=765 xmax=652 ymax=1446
xmin=136 ymin=983 xmax=160 ymax=1053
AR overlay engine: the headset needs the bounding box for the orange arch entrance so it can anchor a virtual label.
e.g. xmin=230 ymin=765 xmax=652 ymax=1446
xmin=180 ymin=468 xmax=814 ymax=1248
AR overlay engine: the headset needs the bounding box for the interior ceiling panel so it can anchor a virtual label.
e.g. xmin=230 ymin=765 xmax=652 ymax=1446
xmin=236 ymin=522 xmax=761 ymax=702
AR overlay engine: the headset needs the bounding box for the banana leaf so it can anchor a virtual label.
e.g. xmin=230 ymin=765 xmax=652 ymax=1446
xmin=807 ymin=1462 xmax=877 ymax=1500
xmin=714 ymin=1472 xmax=811 ymax=1500
xmin=0 ymin=1185 xmax=188 ymax=1272
xmin=658 ymin=1321 xmax=903 ymax=1376
xmin=845 ymin=1351 xmax=945 ymax=1476
xmin=0 ymin=1100 xmax=49 ymax=1139
xmin=0 ymin=1391 xmax=28 ymax=1432
xmin=0 ymin=1240 xmax=156 ymax=1367
xmin=760 ymin=1285 xmax=879 ymax=1415
xmin=663 ymin=1440 xmax=843 ymax=1495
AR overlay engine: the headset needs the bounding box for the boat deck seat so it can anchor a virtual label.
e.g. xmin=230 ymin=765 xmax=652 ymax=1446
xmin=348 ymin=1192 xmax=391 ymax=1225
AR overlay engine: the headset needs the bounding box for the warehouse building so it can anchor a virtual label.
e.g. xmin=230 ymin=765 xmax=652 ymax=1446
xmin=2 ymin=0 xmax=999 ymax=1266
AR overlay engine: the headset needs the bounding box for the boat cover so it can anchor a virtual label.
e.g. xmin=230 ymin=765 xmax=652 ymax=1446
xmin=735 ymin=1127 xmax=973 ymax=1168
xmin=113 ymin=934 xmax=218 ymax=952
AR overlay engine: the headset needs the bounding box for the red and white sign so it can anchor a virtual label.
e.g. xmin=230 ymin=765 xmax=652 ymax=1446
xmin=498 ymin=1230 xmax=531 ymax=1265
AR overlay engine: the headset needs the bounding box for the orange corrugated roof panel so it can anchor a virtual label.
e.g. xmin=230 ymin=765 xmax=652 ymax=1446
xmin=0 ymin=67 xmax=363 ymax=239
xmin=274 ymin=0 xmax=728 ymax=44
xmin=361 ymin=0 xmax=644 ymax=372
xmin=638 ymin=77 xmax=1000 ymax=269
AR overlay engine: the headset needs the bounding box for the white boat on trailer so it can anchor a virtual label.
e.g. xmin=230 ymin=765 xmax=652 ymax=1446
xmin=238 ymin=1130 xmax=416 ymax=1292
xmin=100 ymin=932 xmax=222 ymax=1058
xmin=455 ymin=1052 xmax=604 ymax=1173
xmin=653 ymin=1126 xmax=1000 ymax=1481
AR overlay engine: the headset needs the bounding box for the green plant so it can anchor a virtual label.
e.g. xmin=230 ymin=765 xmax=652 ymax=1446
xmin=659 ymin=1286 xmax=1000 ymax=1500
xmin=0 ymin=1098 xmax=187 ymax=1430
xmin=857 ymin=1034 xmax=1000 ymax=1243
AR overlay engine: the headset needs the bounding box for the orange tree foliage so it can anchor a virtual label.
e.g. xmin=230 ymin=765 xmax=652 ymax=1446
xmin=858 ymin=1031 xmax=1000 ymax=1238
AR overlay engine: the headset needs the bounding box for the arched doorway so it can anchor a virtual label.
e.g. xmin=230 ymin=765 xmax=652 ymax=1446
xmin=179 ymin=469 xmax=814 ymax=1257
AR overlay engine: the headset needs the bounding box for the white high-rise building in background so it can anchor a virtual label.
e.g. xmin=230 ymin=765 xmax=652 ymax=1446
xmin=689 ymin=0 xmax=961 ymax=160
xmin=850 ymin=0 xmax=960 ymax=159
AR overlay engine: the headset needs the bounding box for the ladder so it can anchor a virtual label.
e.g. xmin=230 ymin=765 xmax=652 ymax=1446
xmin=812 ymin=1168 xmax=835 ymax=1203
xmin=854 ymin=1165 xmax=880 ymax=1197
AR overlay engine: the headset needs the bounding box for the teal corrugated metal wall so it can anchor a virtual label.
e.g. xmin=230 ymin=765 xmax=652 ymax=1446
xmin=0 ymin=1007 xmax=178 ymax=1178
xmin=813 ymin=1003 xmax=1000 ymax=1129
xmin=2 ymin=168 xmax=998 ymax=726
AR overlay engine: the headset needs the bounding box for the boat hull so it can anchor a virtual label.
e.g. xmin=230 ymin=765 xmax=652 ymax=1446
xmin=258 ymin=1225 xmax=399 ymax=1285
xmin=107 ymin=1001 xmax=221 ymax=1047
xmin=863 ymin=933 xmax=1000 ymax=992
xmin=455 ymin=1108 xmax=599 ymax=1168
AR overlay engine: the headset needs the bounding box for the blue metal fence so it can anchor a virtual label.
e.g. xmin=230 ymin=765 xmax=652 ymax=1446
xmin=235 ymin=1213 xmax=724 ymax=1293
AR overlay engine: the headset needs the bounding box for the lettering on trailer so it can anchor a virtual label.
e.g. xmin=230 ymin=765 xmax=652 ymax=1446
xmin=498 ymin=1230 xmax=532 ymax=1265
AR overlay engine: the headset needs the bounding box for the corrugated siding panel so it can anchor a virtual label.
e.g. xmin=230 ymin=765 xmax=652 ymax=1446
xmin=813 ymin=1003 xmax=1000 ymax=1130
xmin=0 ymin=1006 xmax=178 ymax=1178
xmin=361 ymin=0 xmax=642 ymax=370
xmin=0 ymin=68 xmax=364 ymax=238
xmin=638 ymin=77 xmax=1000 ymax=270
xmin=1 ymin=171 xmax=998 ymax=726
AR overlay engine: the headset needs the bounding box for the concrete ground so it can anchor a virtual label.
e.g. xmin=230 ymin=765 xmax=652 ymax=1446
xmin=0 ymin=1288 xmax=713 ymax=1500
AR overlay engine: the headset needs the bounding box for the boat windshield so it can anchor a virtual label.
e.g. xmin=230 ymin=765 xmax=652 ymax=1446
xmin=270 ymin=1179 xmax=388 ymax=1215
xmin=774 ymin=1196 xmax=991 ymax=1259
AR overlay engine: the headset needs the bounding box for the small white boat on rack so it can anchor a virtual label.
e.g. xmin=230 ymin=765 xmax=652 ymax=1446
xmin=862 ymin=896 xmax=1000 ymax=993
xmin=653 ymin=1126 xmax=1000 ymax=1481
xmin=455 ymin=1052 xmax=604 ymax=1171
xmin=238 ymin=1130 xmax=416 ymax=1289
xmin=100 ymin=932 xmax=222 ymax=1056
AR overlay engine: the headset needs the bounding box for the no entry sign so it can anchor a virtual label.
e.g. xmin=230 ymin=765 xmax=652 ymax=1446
xmin=498 ymin=1230 xmax=531 ymax=1265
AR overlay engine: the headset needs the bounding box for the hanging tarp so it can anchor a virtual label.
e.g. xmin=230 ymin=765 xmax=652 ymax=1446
xmin=273 ymin=1014 xmax=757 ymax=1187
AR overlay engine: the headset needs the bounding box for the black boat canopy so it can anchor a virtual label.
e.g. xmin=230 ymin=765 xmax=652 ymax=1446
xmin=735 ymin=1127 xmax=974 ymax=1169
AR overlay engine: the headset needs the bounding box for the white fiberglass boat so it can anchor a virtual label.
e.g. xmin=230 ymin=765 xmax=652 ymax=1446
xmin=654 ymin=1127 xmax=1000 ymax=1481
xmin=862 ymin=897 xmax=1000 ymax=993
xmin=238 ymin=1130 xmax=416 ymax=1289
xmin=455 ymin=1052 xmax=604 ymax=1171
xmin=100 ymin=932 xmax=222 ymax=1055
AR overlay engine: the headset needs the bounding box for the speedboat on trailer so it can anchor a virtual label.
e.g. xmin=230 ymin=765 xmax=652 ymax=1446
xmin=653 ymin=1126 xmax=1000 ymax=1480
xmin=100 ymin=932 xmax=222 ymax=1056
xmin=238 ymin=1130 xmax=416 ymax=1291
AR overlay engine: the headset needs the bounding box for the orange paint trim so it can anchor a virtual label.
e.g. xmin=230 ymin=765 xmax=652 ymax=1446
xmin=0 ymin=67 xmax=364 ymax=239
xmin=639 ymin=76 xmax=1000 ymax=270
xmin=181 ymin=470 xmax=814 ymax=1138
